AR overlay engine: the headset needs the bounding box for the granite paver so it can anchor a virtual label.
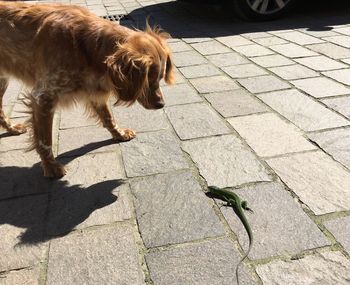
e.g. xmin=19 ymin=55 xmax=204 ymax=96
xmin=0 ymin=267 xmax=40 ymax=285
xmin=146 ymin=238 xmax=255 ymax=285
xmin=256 ymin=251 xmax=350 ymax=285
xmin=295 ymin=55 xmax=348 ymax=71
xmin=308 ymin=128 xmax=350 ymax=169
xmin=206 ymin=52 xmax=249 ymax=67
xmin=205 ymin=89 xmax=268 ymax=118
xmin=190 ymin=75 xmax=240 ymax=93
xmin=222 ymin=63 xmax=268 ymax=78
xmin=258 ymin=89 xmax=350 ymax=131
xmin=321 ymin=96 xmax=350 ymax=119
xmin=269 ymin=64 xmax=319 ymax=80
xmin=0 ymin=195 xmax=48 ymax=271
xmin=270 ymin=43 xmax=318 ymax=58
xmin=182 ymin=135 xmax=272 ymax=188
xmin=267 ymin=151 xmax=350 ymax=215
xmin=130 ymin=171 xmax=224 ymax=248
xmin=218 ymin=183 xmax=329 ymax=260
xmin=324 ymin=216 xmax=350 ymax=254
xmin=323 ymin=69 xmax=350 ymax=86
xmin=162 ymin=83 xmax=203 ymax=106
xmin=120 ymin=131 xmax=188 ymax=177
xmin=46 ymin=225 xmax=145 ymax=285
xmin=292 ymin=77 xmax=350 ymax=98
xmin=165 ymin=103 xmax=231 ymax=140
xmin=238 ymin=75 xmax=290 ymax=94
xmin=228 ymin=113 xmax=316 ymax=157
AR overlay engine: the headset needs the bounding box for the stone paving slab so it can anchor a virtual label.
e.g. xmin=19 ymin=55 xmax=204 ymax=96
xmin=172 ymin=50 xmax=207 ymax=67
xmin=120 ymin=131 xmax=188 ymax=177
xmin=238 ymin=75 xmax=290 ymax=94
xmin=182 ymin=135 xmax=272 ymax=188
xmin=2 ymin=79 xmax=22 ymax=107
xmin=146 ymin=238 xmax=255 ymax=285
xmin=162 ymin=83 xmax=203 ymax=106
xmin=206 ymin=52 xmax=249 ymax=67
xmin=258 ymin=89 xmax=350 ymax=132
xmin=113 ymin=103 xmax=168 ymax=132
xmin=252 ymin=36 xmax=288 ymax=46
xmin=190 ymin=75 xmax=240 ymax=94
xmin=179 ymin=64 xmax=221 ymax=79
xmin=233 ymin=44 xmax=274 ymax=57
xmin=48 ymin=182 xmax=132 ymax=236
xmin=228 ymin=113 xmax=316 ymax=157
xmin=130 ymin=171 xmax=224 ymax=248
xmin=46 ymin=225 xmax=145 ymax=285
xmin=295 ymin=55 xmax=348 ymax=71
xmin=324 ymin=35 xmax=350 ymax=48
xmin=269 ymin=64 xmax=319 ymax=80
xmin=59 ymin=105 xmax=97 ymax=130
xmin=306 ymin=42 xmax=350 ymax=59
xmin=190 ymin=40 xmax=232 ymax=55
xmin=222 ymin=63 xmax=268 ymax=78
xmin=218 ymin=183 xmax=329 ymax=260
xmin=250 ymin=54 xmax=294 ymax=68
xmin=205 ymin=89 xmax=268 ymax=118
xmin=323 ymin=69 xmax=350 ymax=86
xmin=0 ymin=267 xmax=40 ymax=285
xmin=267 ymin=151 xmax=350 ymax=215
xmin=256 ymin=251 xmax=350 ymax=285
xmin=292 ymin=77 xmax=350 ymax=98
xmin=324 ymin=216 xmax=350 ymax=254
xmin=270 ymin=43 xmax=318 ymax=58
xmin=0 ymin=150 xmax=49 ymax=199
xmin=321 ymin=96 xmax=350 ymax=119
xmin=0 ymin=194 xmax=48 ymax=271
xmin=215 ymin=35 xmax=252 ymax=48
xmin=308 ymin=128 xmax=350 ymax=169
xmin=165 ymin=103 xmax=231 ymax=140
xmin=274 ymin=31 xmax=324 ymax=45
xmin=57 ymin=126 xmax=119 ymax=157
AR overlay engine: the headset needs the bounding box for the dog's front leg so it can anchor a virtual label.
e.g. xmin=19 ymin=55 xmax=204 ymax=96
xmin=0 ymin=78 xmax=27 ymax=135
xmin=90 ymin=101 xmax=136 ymax=141
xmin=29 ymin=89 xmax=66 ymax=178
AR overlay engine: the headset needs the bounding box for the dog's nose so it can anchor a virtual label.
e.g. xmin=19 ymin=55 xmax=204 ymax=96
xmin=154 ymin=100 xmax=165 ymax=109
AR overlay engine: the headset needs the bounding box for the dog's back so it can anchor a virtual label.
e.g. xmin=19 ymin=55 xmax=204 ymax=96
xmin=0 ymin=1 xmax=128 ymax=85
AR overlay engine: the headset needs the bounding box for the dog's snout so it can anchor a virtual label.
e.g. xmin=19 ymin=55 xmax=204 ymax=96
xmin=154 ymin=100 xmax=165 ymax=109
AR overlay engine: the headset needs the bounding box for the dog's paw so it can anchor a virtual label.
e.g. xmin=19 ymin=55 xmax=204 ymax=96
xmin=8 ymin=123 xmax=27 ymax=135
xmin=43 ymin=162 xmax=67 ymax=179
xmin=112 ymin=128 xmax=136 ymax=142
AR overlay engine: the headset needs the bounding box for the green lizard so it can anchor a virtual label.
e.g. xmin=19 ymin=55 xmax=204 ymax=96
xmin=208 ymin=186 xmax=253 ymax=285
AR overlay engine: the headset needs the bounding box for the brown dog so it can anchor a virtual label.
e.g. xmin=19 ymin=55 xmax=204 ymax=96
xmin=0 ymin=1 xmax=174 ymax=178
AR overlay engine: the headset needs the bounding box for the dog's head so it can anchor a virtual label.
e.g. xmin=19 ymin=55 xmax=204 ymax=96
xmin=105 ymin=26 xmax=174 ymax=109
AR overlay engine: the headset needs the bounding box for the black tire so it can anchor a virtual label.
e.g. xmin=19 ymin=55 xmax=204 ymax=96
xmin=232 ymin=0 xmax=297 ymax=21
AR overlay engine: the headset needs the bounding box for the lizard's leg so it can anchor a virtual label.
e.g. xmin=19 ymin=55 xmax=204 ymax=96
xmin=241 ymin=201 xmax=253 ymax=213
xmin=89 ymin=100 xmax=136 ymax=141
xmin=0 ymin=78 xmax=26 ymax=135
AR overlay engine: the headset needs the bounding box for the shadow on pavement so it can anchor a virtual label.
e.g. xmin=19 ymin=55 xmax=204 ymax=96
xmin=123 ymin=0 xmax=350 ymax=38
xmin=0 ymin=164 xmax=124 ymax=245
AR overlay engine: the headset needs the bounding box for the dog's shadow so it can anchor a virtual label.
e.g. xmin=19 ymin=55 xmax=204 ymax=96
xmin=0 ymin=162 xmax=125 ymax=245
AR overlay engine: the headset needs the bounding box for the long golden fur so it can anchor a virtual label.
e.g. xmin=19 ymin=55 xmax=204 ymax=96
xmin=0 ymin=1 xmax=174 ymax=178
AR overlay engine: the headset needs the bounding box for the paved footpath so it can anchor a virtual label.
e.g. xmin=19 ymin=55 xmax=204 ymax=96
xmin=1 ymin=0 xmax=350 ymax=284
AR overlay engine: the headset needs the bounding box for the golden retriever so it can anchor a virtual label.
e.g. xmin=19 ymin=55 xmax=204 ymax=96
xmin=0 ymin=1 xmax=174 ymax=178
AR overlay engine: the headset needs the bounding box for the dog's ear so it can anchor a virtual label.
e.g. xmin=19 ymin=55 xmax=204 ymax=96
xmin=105 ymin=44 xmax=151 ymax=105
xmin=164 ymin=52 xmax=175 ymax=85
